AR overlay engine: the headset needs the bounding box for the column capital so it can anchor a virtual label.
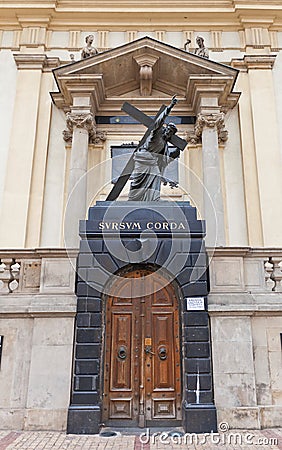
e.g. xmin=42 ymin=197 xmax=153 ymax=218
xmin=63 ymin=111 xmax=107 ymax=145
xmin=186 ymin=112 xmax=228 ymax=145
xmin=65 ymin=111 xmax=96 ymax=136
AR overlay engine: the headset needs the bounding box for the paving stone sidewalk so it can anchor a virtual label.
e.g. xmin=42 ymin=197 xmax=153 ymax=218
xmin=0 ymin=428 xmax=281 ymax=450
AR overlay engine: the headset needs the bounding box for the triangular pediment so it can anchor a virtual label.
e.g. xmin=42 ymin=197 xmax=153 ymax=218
xmin=52 ymin=36 xmax=239 ymax=114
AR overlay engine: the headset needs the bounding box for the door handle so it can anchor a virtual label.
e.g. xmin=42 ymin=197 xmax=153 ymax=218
xmin=158 ymin=346 xmax=167 ymax=360
xmin=117 ymin=345 xmax=127 ymax=360
xmin=144 ymin=345 xmax=155 ymax=355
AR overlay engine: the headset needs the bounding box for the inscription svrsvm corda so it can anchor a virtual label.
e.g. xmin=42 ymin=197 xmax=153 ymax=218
xmin=98 ymin=221 xmax=186 ymax=230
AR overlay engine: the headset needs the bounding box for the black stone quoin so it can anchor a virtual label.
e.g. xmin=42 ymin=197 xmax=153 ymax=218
xmin=67 ymin=201 xmax=217 ymax=434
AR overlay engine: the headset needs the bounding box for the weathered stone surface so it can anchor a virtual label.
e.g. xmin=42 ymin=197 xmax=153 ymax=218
xmin=24 ymin=409 xmax=68 ymax=431
xmin=26 ymin=344 xmax=73 ymax=409
xmin=40 ymin=258 xmax=76 ymax=294
xmin=216 ymin=407 xmax=260 ymax=429
xmin=260 ymin=406 xmax=282 ymax=428
xmin=0 ymin=409 xmax=25 ymax=430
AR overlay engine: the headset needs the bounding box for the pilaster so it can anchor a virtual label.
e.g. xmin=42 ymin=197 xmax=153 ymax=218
xmin=233 ymin=55 xmax=282 ymax=247
xmin=0 ymin=54 xmax=58 ymax=248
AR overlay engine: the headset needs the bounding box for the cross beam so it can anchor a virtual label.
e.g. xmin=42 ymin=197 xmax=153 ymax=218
xmin=106 ymin=102 xmax=187 ymax=201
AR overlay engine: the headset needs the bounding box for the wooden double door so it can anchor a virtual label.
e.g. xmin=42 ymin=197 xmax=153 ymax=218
xmin=103 ymin=268 xmax=182 ymax=427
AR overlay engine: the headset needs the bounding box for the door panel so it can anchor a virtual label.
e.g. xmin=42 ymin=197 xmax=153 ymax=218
xmin=103 ymin=269 xmax=181 ymax=426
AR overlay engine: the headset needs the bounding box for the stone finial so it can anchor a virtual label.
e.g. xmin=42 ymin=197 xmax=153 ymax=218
xmin=81 ymin=34 xmax=98 ymax=59
xmin=194 ymin=36 xmax=209 ymax=59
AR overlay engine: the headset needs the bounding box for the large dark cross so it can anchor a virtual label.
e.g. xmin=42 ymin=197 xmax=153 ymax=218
xmin=106 ymin=101 xmax=187 ymax=201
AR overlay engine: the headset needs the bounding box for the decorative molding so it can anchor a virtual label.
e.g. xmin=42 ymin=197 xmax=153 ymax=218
xmin=186 ymin=112 xmax=228 ymax=145
xmin=68 ymin=30 xmax=80 ymax=49
xmin=127 ymin=30 xmax=137 ymax=42
xmin=98 ymin=30 xmax=109 ymax=49
xmin=155 ymin=30 xmax=165 ymax=42
xmin=211 ymin=30 xmax=223 ymax=52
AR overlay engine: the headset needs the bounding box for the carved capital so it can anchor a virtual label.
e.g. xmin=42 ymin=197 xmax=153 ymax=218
xmin=186 ymin=112 xmax=228 ymax=145
xmin=63 ymin=112 xmax=96 ymax=142
xmin=89 ymin=130 xmax=107 ymax=145
xmin=66 ymin=112 xmax=96 ymax=133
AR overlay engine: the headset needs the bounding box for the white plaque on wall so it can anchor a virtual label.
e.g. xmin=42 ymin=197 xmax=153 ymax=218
xmin=186 ymin=297 xmax=205 ymax=311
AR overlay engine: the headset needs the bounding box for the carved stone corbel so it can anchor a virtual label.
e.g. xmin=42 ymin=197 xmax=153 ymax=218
xmin=133 ymin=54 xmax=159 ymax=96
xmin=185 ymin=112 xmax=228 ymax=145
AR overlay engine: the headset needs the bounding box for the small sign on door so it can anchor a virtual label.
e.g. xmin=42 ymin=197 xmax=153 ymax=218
xmin=186 ymin=297 xmax=205 ymax=311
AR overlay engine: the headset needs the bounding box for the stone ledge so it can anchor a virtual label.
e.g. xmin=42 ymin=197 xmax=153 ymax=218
xmin=0 ymin=294 xmax=77 ymax=317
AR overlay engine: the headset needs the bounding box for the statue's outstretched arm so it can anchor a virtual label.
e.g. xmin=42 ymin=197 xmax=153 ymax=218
xmin=153 ymin=95 xmax=178 ymax=130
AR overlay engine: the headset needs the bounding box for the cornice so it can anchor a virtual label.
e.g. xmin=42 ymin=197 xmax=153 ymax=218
xmin=14 ymin=53 xmax=61 ymax=70
xmin=231 ymin=54 xmax=277 ymax=70
xmin=1 ymin=2 xmax=282 ymax=30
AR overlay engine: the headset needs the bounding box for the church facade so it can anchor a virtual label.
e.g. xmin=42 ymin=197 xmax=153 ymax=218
xmin=0 ymin=0 xmax=281 ymax=432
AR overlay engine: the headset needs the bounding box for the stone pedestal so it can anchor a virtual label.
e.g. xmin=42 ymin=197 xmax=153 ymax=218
xmin=67 ymin=201 xmax=217 ymax=434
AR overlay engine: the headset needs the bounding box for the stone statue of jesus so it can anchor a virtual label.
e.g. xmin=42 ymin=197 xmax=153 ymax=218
xmin=128 ymin=96 xmax=179 ymax=201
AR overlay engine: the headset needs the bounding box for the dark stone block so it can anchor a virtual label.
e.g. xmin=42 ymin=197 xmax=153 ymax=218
xmin=76 ymin=282 xmax=88 ymax=297
xmin=189 ymin=239 xmax=206 ymax=253
xmin=199 ymin=390 xmax=214 ymax=403
xmin=155 ymin=240 xmax=173 ymax=266
xmin=189 ymin=253 xmax=208 ymax=267
xmin=87 ymin=267 xmax=110 ymax=285
xmin=185 ymin=389 xmax=213 ymax=404
xmin=184 ymin=358 xmax=211 ymax=374
xmin=183 ymin=312 xmax=208 ymax=326
xmin=78 ymin=254 xmax=94 ymax=267
xmin=94 ymin=254 xmax=118 ymax=273
xmin=76 ymin=313 xmax=91 ymax=327
xmin=74 ymin=376 xmax=97 ymax=391
xmin=67 ymin=407 xmax=101 ymax=434
xmin=190 ymin=267 xmax=207 ymax=283
xmin=77 ymin=268 xmax=88 ymax=280
xmin=183 ymin=404 xmax=217 ymax=433
xmin=182 ymin=281 xmax=208 ymax=297
xmin=76 ymin=344 xmax=101 ymax=359
xmin=71 ymin=392 xmax=100 ymax=405
xmin=80 ymin=239 xmax=103 ymax=254
xmin=185 ymin=342 xmax=210 ymax=358
xmin=86 ymin=298 xmax=102 ymax=312
xmin=90 ymin=313 xmax=102 ymax=327
xmin=186 ymin=374 xmax=212 ymax=390
xmin=77 ymin=298 xmax=87 ymax=312
xmin=88 ymin=283 xmax=103 ymax=298
xmin=185 ymin=327 xmax=209 ymax=342
xmin=76 ymin=328 xmax=102 ymax=343
xmin=75 ymin=359 xmax=99 ymax=375
xmin=175 ymin=267 xmax=192 ymax=285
